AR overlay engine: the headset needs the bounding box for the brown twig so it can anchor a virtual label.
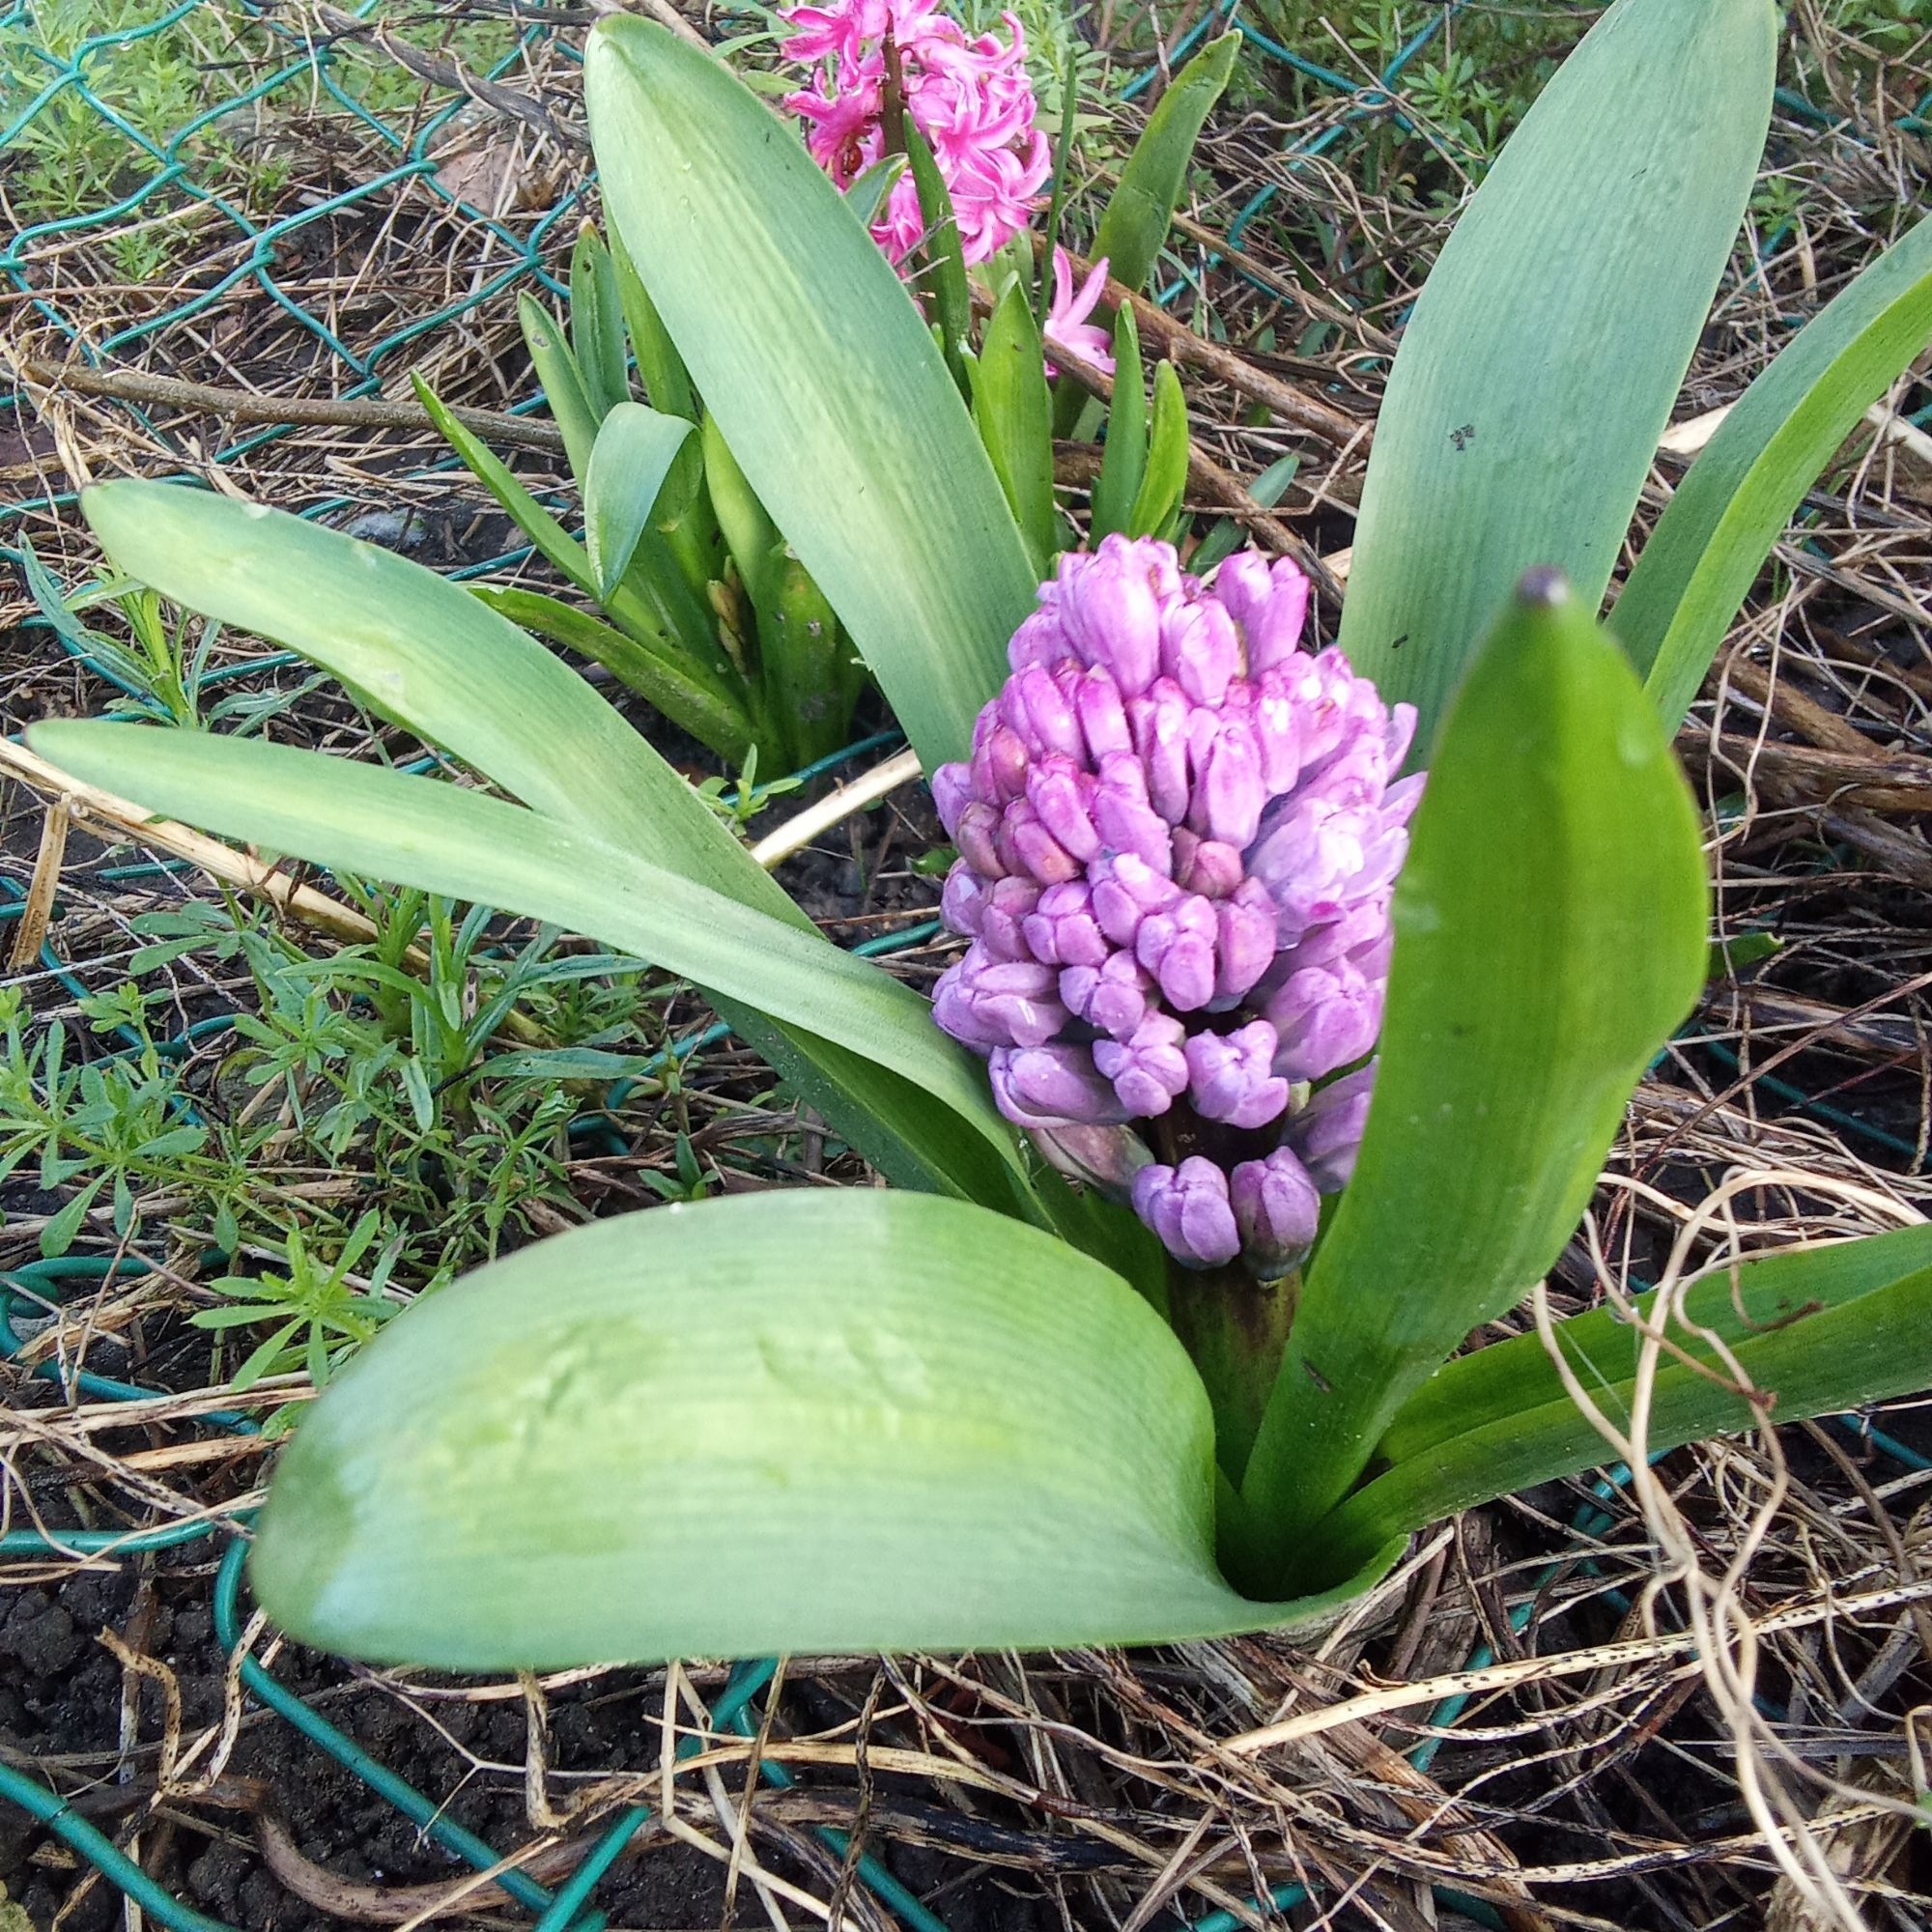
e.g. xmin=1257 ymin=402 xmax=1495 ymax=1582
xmin=14 ymin=356 xmax=567 ymax=457
xmin=1048 ymin=241 xmax=1373 ymax=452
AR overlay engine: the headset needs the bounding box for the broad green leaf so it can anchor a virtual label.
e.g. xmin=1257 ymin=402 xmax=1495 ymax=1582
xmin=519 ymin=293 xmax=601 ymax=484
xmin=469 ymin=585 xmax=750 ymax=763
xmin=1236 ymin=573 xmax=1709 ymax=1595
xmin=584 ymin=401 xmax=694 ymax=601
xmin=248 ymin=1191 xmax=1404 ymax=1668
xmin=569 ymin=222 xmax=630 ymax=422
xmin=75 ymin=483 xmax=1019 ymax=1210
xmin=30 ymin=721 xmax=1024 ymax=1179
xmin=974 ymin=283 xmax=1058 ymax=573
xmin=1127 ymin=360 xmax=1188 ymax=537
xmin=585 ymin=14 xmax=1037 ymax=771
xmin=1315 ymin=1229 xmax=1932 ymax=1581
xmin=1090 ymin=304 xmax=1147 ymax=541
xmin=1617 ymin=213 xmax=1932 ymax=730
xmin=1337 ymin=0 xmax=1777 ymax=757
xmin=1092 ymin=33 xmax=1239 ymax=298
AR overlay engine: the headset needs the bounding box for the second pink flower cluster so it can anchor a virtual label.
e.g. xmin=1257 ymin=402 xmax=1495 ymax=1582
xmin=781 ymin=0 xmax=1115 ymax=373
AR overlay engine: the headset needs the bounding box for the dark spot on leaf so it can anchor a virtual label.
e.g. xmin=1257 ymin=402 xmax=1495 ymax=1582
xmin=1303 ymin=1359 xmax=1331 ymax=1394
xmin=1449 ymin=423 xmax=1476 ymax=451
xmin=1389 ymin=633 xmax=1408 ymax=652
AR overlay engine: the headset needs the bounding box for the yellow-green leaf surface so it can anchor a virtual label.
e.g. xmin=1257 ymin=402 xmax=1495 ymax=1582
xmin=249 ymin=1191 xmax=1402 ymax=1668
xmin=1314 ymin=1228 xmax=1932 ymax=1580
xmin=585 ymin=15 xmax=1037 ymax=772
xmin=1338 ymin=0 xmax=1776 ymax=758
xmin=1617 ymin=213 xmax=1932 ymax=730
xmin=1236 ymin=574 xmax=1710 ymax=1593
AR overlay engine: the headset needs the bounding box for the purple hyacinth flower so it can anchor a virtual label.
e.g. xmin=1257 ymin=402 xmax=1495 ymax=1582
xmin=931 ymin=947 xmax=1065 ymax=1050
xmin=989 ymin=1043 xmax=1130 ymax=1127
xmin=1267 ymin=964 xmax=1383 ymax=1083
xmin=1135 ymin=894 xmax=1218 ymax=1012
xmin=976 ymin=876 xmax=1040 ymax=961
xmin=1230 ymin=1147 xmax=1321 ymax=1276
xmin=1130 ymin=1158 xmax=1241 ymax=1269
xmin=926 ymin=536 xmax=1421 ymax=1275
xmin=1290 ymin=1062 xmax=1377 ymax=1192
xmin=1022 ymin=880 xmax=1109 ymax=967
xmin=1214 ymin=552 xmax=1311 ymax=676
xmin=1183 ymin=1020 xmax=1291 ymax=1130
xmin=1059 ymin=952 xmax=1152 ymax=1038
xmin=1093 ymin=1012 xmax=1189 ymax=1117
xmin=1031 ymin=1120 xmax=1154 ymax=1199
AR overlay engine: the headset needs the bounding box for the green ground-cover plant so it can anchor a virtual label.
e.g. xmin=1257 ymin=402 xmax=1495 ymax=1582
xmin=0 ymin=0 xmax=516 ymax=277
xmin=24 ymin=0 xmax=1932 ymax=1668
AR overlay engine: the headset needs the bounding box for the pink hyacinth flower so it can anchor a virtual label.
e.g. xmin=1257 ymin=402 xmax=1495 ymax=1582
xmin=1043 ymin=247 xmax=1114 ymax=377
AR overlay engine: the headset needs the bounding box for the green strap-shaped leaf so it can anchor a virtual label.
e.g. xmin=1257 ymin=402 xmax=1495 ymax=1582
xmin=72 ymin=483 xmax=1019 ymax=1210
xmin=1314 ymin=1229 xmax=1932 ymax=1581
xmin=1090 ymin=303 xmax=1147 ymax=541
xmin=31 ymin=720 xmax=1023 ymax=1176
xmin=585 ymin=401 xmax=695 ymax=601
xmin=1380 ymin=1223 xmax=1932 ymax=1464
xmin=412 ymin=373 xmax=726 ymax=685
xmin=1337 ymin=0 xmax=1776 ymax=758
xmin=1127 ymin=360 xmax=1188 ymax=537
xmin=905 ymin=126 xmax=973 ymax=394
xmin=569 ymin=222 xmax=630 ymax=422
xmin=469 ymin=584 xmax=751 ymax=764
xmin=974 ymin=283 xmax=1058 ymax=573
xmin=1616 ymin=213 xmax=1932 ymax=730
xmin=520 ymin=293 xmax=602 ymax=484
xmin=1236 ymin=573 xmax=1710 ymax=1595
xmin=1092 ymin=33 xmax=1239 ymax=298
xmin=247 ymin=1190 xmax=1403 ymax=1668
xmin=700 ymin=412 xmax=781 ymax=614
xmin=585 ymin=14 xmax=1037 ymax=772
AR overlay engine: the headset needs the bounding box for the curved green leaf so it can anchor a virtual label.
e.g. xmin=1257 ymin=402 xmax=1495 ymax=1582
xmin=1127 ymin=359 xmax=1188 ymax=537
xmin=30 ymin=720 xmax=1025 ymax=1180
xmin=569 ymin=222 xmax=630 ymax=422
xmin=1236 ymin=573 xmax=1710 ymax=1594
xmin=520 ymin=293 xmax=601 ymax=484
xmin=585 ymin=402 xmax=694 ymax=601
xmin=248 ymin=1191 xmax=1403 ymax=1668
xmin=469 ymin=584 xmax=750 ymax=763
xmin=71 ymin=483 xmax=1017 ymax=1210
xmin=1617 ymin=213 xmax=1932 ymax=730
xmin=1338 ymin=0 xmax=1776 ymax=757
xmin=1315 ymin=1228 xmax=1932 ymax=1580
xmin=1093 ymin=33 xmax=1239 ymax=298
xmin=1090 ymin=303 xmax=1147 ymax=541
xmin=585 ymin=14 xmax=1037 ymax=772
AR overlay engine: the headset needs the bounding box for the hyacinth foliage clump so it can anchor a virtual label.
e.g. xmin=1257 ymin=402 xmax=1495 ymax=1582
xmin=28 ymin=0 xmax=1932 ymax=1666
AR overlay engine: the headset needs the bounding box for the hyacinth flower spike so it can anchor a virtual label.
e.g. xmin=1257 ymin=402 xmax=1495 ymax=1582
xmin=781 ymin=0 xmax=1049 ymax=268
xmin=930 ymin=535 xmax=1421 ymax=1465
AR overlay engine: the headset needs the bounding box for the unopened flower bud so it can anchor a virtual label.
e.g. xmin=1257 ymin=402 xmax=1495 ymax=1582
xmin=1230 ymin=1147 xmax=1321 ymax=1276
xmin=1130 ymin=1158 xmax=1241 ymax=1269
xmin=989 ymin=1043 xmax=1129 ymax=1127
xmin=1184 ymin=1019 xmax=1291 ymax=1130
xmin=1093 ymin=1011 xmax=1189 ymax=1117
